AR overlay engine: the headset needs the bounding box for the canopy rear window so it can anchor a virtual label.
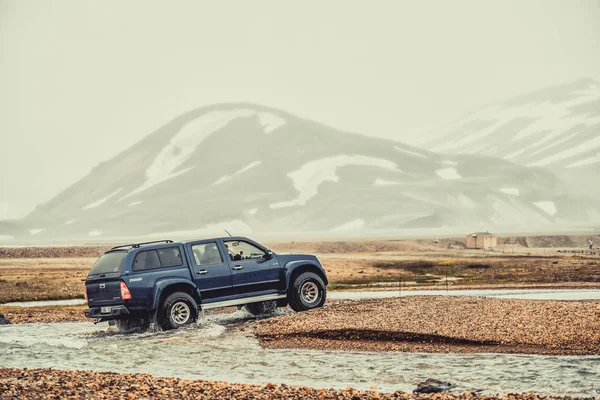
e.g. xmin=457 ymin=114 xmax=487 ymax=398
xmin=89 ymin=251 xmax=127 ymax=275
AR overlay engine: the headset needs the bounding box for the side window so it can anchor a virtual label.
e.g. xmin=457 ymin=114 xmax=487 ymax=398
xmin=224 ymin=240 xmax=265 ymax=261
xmin=192 ymin=242 xmax=223 ymax=266
xmin=157 ymin=247 xmax=182 ymax=268
xmin=133 ymin=250 xmax=161 ymax=271
xmin=133 ymin=247 xmax=182 ymax=271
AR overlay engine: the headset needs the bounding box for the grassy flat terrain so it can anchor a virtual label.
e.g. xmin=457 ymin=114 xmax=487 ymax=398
xmin=1 ymin=238 xmax=598 ymax=303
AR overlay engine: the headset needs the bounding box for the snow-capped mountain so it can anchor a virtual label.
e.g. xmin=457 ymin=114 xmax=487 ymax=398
xmin=421 ymin=79 xmax=600 ymax=171
xmin=4 ymin=102 xmax=597 ymax=242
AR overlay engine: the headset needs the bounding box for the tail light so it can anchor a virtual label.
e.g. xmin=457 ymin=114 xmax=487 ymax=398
xmin=83 ymin=284 xmax=88 ymax=302
xmin=120 ymin=281 xmax=132 ymax=300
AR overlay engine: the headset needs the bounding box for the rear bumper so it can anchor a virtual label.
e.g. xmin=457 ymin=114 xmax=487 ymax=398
xmin=84 ymin=305 xmax=130 ymax=320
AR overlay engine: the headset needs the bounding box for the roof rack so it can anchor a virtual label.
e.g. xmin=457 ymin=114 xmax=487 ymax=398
xmin=111 ymin=240 xmax=174 ymax=250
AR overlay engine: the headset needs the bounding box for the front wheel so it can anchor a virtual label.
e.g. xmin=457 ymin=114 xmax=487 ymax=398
xmin=159 ymin=292 xmax=199 ymax=330
xmin=288 ymin=272 xmax=326 ymax=312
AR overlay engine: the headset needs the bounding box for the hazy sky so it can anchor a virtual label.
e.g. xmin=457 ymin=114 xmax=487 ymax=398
xmin=1 ymin=0 xmax=599 ymax=220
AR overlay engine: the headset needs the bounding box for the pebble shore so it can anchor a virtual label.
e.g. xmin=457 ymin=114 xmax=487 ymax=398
xmin=255 ymin=296 xmax=600 ymax=355
xmin=0 ymin=305 xmax=86 ymax=324
xmin=0 ymin=368 xmax=584 ymax=399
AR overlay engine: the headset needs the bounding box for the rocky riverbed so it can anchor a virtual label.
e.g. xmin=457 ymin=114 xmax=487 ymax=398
xmin=0 ymin=367 xmax=586 ymax=399
xmin=255 ymin=296 xmax=600 ymax=355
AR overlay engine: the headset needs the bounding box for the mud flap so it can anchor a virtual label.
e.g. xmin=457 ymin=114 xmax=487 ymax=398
xmin=277 ymin=298 xmax=288 ymax=308
xmin=149 ymin=309 xmax=158 ymax=326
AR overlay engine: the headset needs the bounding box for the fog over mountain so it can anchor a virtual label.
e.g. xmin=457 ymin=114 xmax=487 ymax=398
xmin=423 ymin=79 xmax=599 ymax=166
xmin=1 ymin=80 xmax=599 ymax=242
xmin=419 ymin=79 xmax=600 ymax=199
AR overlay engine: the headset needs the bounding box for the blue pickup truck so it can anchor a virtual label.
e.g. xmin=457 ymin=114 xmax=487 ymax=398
xmin=84 ymin=236 xmax=328 ymax=332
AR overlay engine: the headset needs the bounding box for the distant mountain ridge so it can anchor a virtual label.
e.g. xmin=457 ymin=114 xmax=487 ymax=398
xmin=422 ymin=78 xmax=600 ymax=170
xmin=1 ymin=94 xmax=599 ymax=242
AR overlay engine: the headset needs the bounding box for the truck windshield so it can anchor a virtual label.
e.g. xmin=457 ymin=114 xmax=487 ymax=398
xmin=89 ymin=251 xmax=127 ymax=275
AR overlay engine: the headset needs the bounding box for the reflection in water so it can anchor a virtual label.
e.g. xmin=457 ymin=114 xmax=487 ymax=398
xmin=0 ymin=310 xmax=598 ymax=396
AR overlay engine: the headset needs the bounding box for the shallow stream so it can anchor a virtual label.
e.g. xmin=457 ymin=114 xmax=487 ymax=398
xmin=3 ymin=288 xmax=600 ymax=308
xmin=1 ymin=311 xmax=598 ymax=396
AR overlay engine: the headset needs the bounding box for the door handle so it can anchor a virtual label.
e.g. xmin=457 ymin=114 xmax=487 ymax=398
xmin=232 ymin=265 xmax=243 ymax=270
xmin=197 ymin=269 xmax=208 ymax=275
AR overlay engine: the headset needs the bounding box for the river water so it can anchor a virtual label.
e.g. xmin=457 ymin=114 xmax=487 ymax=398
xmin=3 ymin=288 xmax=600 ymax=308
xmin=1 ymin=310 xmax=598 ymax=396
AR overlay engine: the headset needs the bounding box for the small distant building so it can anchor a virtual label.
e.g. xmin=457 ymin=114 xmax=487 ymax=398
xmin=466 ymin=231 xmax=497 ymax=249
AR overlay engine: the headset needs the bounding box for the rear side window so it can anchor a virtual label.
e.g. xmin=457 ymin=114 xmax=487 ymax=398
xmin=191 ymin=242 xmax=223 ymax=266
xmin=133 ymin=250 xmax=161 ymax=271
xmin=133 ymin=247 xmax=182 ymax=271
xmin=89 ymin=251 xmax=127 ymax=275
xmin=157 ymin=247 xmax=182 ymax=267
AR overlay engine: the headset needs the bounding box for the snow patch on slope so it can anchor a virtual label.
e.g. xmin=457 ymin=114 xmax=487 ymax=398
xmin=330 ymin=219 xmax=365 ymax=232
xmin=88 ymin=230 xmax=102 ymax=237
xmin=374 ymin=179 xmax=401 ymax=186
xmin=258 ymin=112 xmax=286 ymax=133
xmin=533 ymin=201 xmax=557 ymax=216
xmin=270 ymin=155 xmax=401 ymax=209
xmin=527 ymin=135 xmax=600 ymax=166
xmin=394 ymin=146 xmax=428 ymax=159
xmin=441 ymin=160 xmax=458 ymax=165
xmin=447 ymin=194 xmax=477 ymax=209
xmin=489 ymin=200 xmax=549 ymax=226
xmin=247 ymin=208 xmax=258 ymax=216
xmin=212 ymin=161 xmax=262 ymax=185
xmin=128 ymin=201 xmax=143 ymax=207
xmin=433 ymin=85 xmax=600 ymax=155
xmin=436 ymin=168 xmax=461 ymax=180
xmin=566 ymin=152 xmax=600 ymax=168
xmin=83 ymin=189 xmax=122 ymax=210
xmin=65 ymin=219 xmax=77 ymax=225
xmin=500 ymin=188 xmax=520 ymax=196
xmin=123 ymin=110 xmax=254 ymax=199
xmin=29 ymin=229 xmax=44 ymax=235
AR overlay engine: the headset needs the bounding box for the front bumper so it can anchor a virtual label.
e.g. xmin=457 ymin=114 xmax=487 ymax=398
xmin=84 ymin=305 xmax=130 ymax=320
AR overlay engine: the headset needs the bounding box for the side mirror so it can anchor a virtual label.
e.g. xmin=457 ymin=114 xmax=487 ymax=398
xmin=265 ymin=250 xmax=273 ymax=259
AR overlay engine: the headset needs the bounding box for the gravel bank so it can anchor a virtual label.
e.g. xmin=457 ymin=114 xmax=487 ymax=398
xmin=255 ymin=297 xmax=600 ymax=355
xmin=0 ymin=368 xmax=582 ymax=399
xmin=0 ymin=305 xmax=86 ymax=324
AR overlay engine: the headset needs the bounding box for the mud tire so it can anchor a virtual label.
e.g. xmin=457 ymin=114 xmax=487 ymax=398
xmin=159 ymin=292 xmax=199 ymax=330
xmin=288 ymin=271 xmax=326 ymax=312
xmin=245 ymin=300 xmax=277 ymax=316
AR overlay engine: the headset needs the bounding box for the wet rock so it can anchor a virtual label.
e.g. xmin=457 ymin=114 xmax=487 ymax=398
xmin=0 ymin=313 xmax=11 ymax=325
xmin=413 ymin=378 xmax=454 ymax=394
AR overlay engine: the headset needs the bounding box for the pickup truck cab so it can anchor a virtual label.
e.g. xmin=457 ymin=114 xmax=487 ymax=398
xmin=84 ymin=236 xmax=327 ymax=331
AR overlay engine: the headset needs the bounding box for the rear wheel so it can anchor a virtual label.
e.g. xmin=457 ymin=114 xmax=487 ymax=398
xmin=288 ymin=272 xmax=326 ymax=312
xmin=159 ymin=292 xmax=199 ymax=330
xmin=245 ymin=300 xmax=277 ymax=316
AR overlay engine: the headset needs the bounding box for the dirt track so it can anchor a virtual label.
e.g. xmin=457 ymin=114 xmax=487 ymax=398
xmin=0 ymin=368 xmax=583 ymax=399
xmin=255 ymin=296 xmax=600 ymax=355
